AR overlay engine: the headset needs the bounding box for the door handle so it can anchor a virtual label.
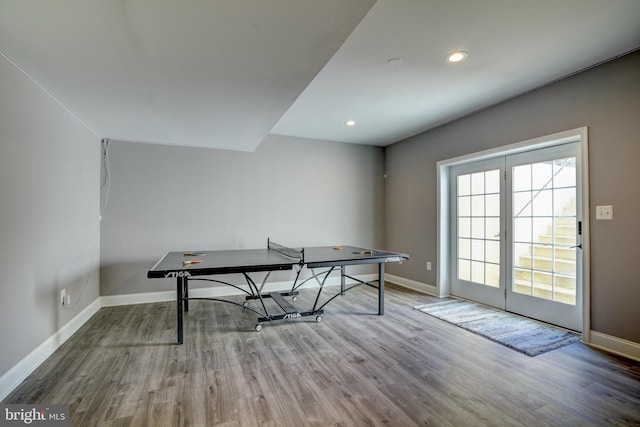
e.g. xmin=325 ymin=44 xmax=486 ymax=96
xmin=570 ymin=221 xmax=583 ymax=249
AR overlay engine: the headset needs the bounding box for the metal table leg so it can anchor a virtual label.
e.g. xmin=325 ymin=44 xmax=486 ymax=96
xmin=176 ymin=276 xmax=185 ymax=344
xmin=378 ymin=262 xmax=384 ymax=315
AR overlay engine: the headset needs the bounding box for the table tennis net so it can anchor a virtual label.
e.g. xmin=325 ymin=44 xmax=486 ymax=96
xmin=268 ymin=239 xmax=304 ymax=263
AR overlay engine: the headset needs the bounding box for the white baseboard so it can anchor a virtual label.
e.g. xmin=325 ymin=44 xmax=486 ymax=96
xmin=100 ymin=275 xmax=374 ymax=307
xmin=0 ymin=298 xmax=101 ymax=401
xmin=587 ymin=330 xmax=640 ymax=363
xmin=100 ymin=290 xmax=176 ymax=307
xmin=386 ymin=274 xmax=438 ymax=296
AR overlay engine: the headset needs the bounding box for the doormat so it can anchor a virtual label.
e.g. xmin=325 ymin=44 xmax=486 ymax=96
xmin=414 ymin=299 xmax=581 ymax=356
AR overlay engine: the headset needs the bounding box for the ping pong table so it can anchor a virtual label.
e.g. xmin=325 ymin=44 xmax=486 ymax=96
xmin=147 ymin=239 xmax=409 ymax=344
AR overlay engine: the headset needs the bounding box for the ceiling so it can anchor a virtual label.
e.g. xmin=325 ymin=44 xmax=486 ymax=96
xmin=1 ymin=1 xmax=639 ymax=151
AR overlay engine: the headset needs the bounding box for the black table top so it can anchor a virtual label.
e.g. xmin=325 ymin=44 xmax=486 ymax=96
xmin=147 ymin=245 xmax=409 ymax=278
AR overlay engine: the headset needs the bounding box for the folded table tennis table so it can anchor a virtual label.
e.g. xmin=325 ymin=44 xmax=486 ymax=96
xmin=147 ymin=239 xmax=409 ymax=344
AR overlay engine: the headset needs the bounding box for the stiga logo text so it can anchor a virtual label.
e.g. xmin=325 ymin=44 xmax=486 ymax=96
xmin=165 ymin=271 xmax=191 ymax=278
xmin=1 ymin=404 xmax=69 ymax=426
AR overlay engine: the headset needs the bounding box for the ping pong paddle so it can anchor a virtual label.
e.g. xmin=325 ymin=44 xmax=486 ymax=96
xmin=353 ymin=250 xmax=373 ymax=255
xmin=182 ymin=259 xmax=203 ymax=266
xmin=333 ymin=246 xmax=343 ymax=250
xmin=183 ymin=251 xmax=205 ymax=256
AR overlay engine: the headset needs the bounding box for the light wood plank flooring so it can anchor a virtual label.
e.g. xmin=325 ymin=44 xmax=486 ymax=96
xmin=4 ymin=284 xmax=640 ymax=426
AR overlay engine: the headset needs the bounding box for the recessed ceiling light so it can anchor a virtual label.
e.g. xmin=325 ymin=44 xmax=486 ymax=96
xmin=345 ymin=119 xmax=356 ymax=127
xmin=447 ymin=51 xmax=468 ymax=63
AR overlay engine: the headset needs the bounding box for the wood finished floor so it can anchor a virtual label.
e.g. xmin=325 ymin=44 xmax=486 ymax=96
xmin=4 ymin=284 xmax=640 ymax=426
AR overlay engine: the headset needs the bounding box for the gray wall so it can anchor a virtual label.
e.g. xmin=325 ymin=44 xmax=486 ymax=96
xmin=385 ymin=50 xmax=640 ymax=343
xmin=0 ymin=55 xmax=100 ymax=377
xmin=100 ymin=135 xmax=385 ymax=296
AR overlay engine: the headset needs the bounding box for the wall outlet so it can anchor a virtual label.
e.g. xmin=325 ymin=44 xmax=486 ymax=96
xmin=426 ymin=261 xmax=432 ymax=271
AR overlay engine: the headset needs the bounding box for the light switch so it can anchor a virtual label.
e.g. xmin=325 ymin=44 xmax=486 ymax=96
xmin=596 ymin=205 xmax=613 ymax=220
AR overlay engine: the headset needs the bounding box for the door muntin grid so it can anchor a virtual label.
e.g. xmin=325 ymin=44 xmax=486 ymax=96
xmin=457 ymin=169 xmax=501 ymax=287
xmin=511 ymin=157 xmax=577 ymax=305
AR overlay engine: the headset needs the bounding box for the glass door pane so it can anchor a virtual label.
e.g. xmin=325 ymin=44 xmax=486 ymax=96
xmin=457 ymin=170 xmax=501 ymax=287
xmin=511 ymin=157 xmax=577 ymax=304
xmin=450 ymin=157 xmax=505 ymax=309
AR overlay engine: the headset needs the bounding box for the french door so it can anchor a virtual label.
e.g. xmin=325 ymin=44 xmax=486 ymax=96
xmin=450 ymin=143 xmax=582 ymax=331
xmin=450 ymin=157 xmax=506 ymax=309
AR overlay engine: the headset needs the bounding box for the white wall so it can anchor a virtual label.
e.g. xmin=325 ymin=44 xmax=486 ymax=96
xmin=0 ymin=54 xmax=101 ymax=378
xmin=100 ymin=135 xmax=385 ymax=296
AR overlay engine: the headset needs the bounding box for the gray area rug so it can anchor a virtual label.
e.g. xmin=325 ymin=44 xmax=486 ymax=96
xmin=414 ymin=299 xmax=581 ymax=356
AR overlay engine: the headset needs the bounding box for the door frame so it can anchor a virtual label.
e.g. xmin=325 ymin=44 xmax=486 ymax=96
xmin=436 ymin=127 xmax=590 ymax=341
